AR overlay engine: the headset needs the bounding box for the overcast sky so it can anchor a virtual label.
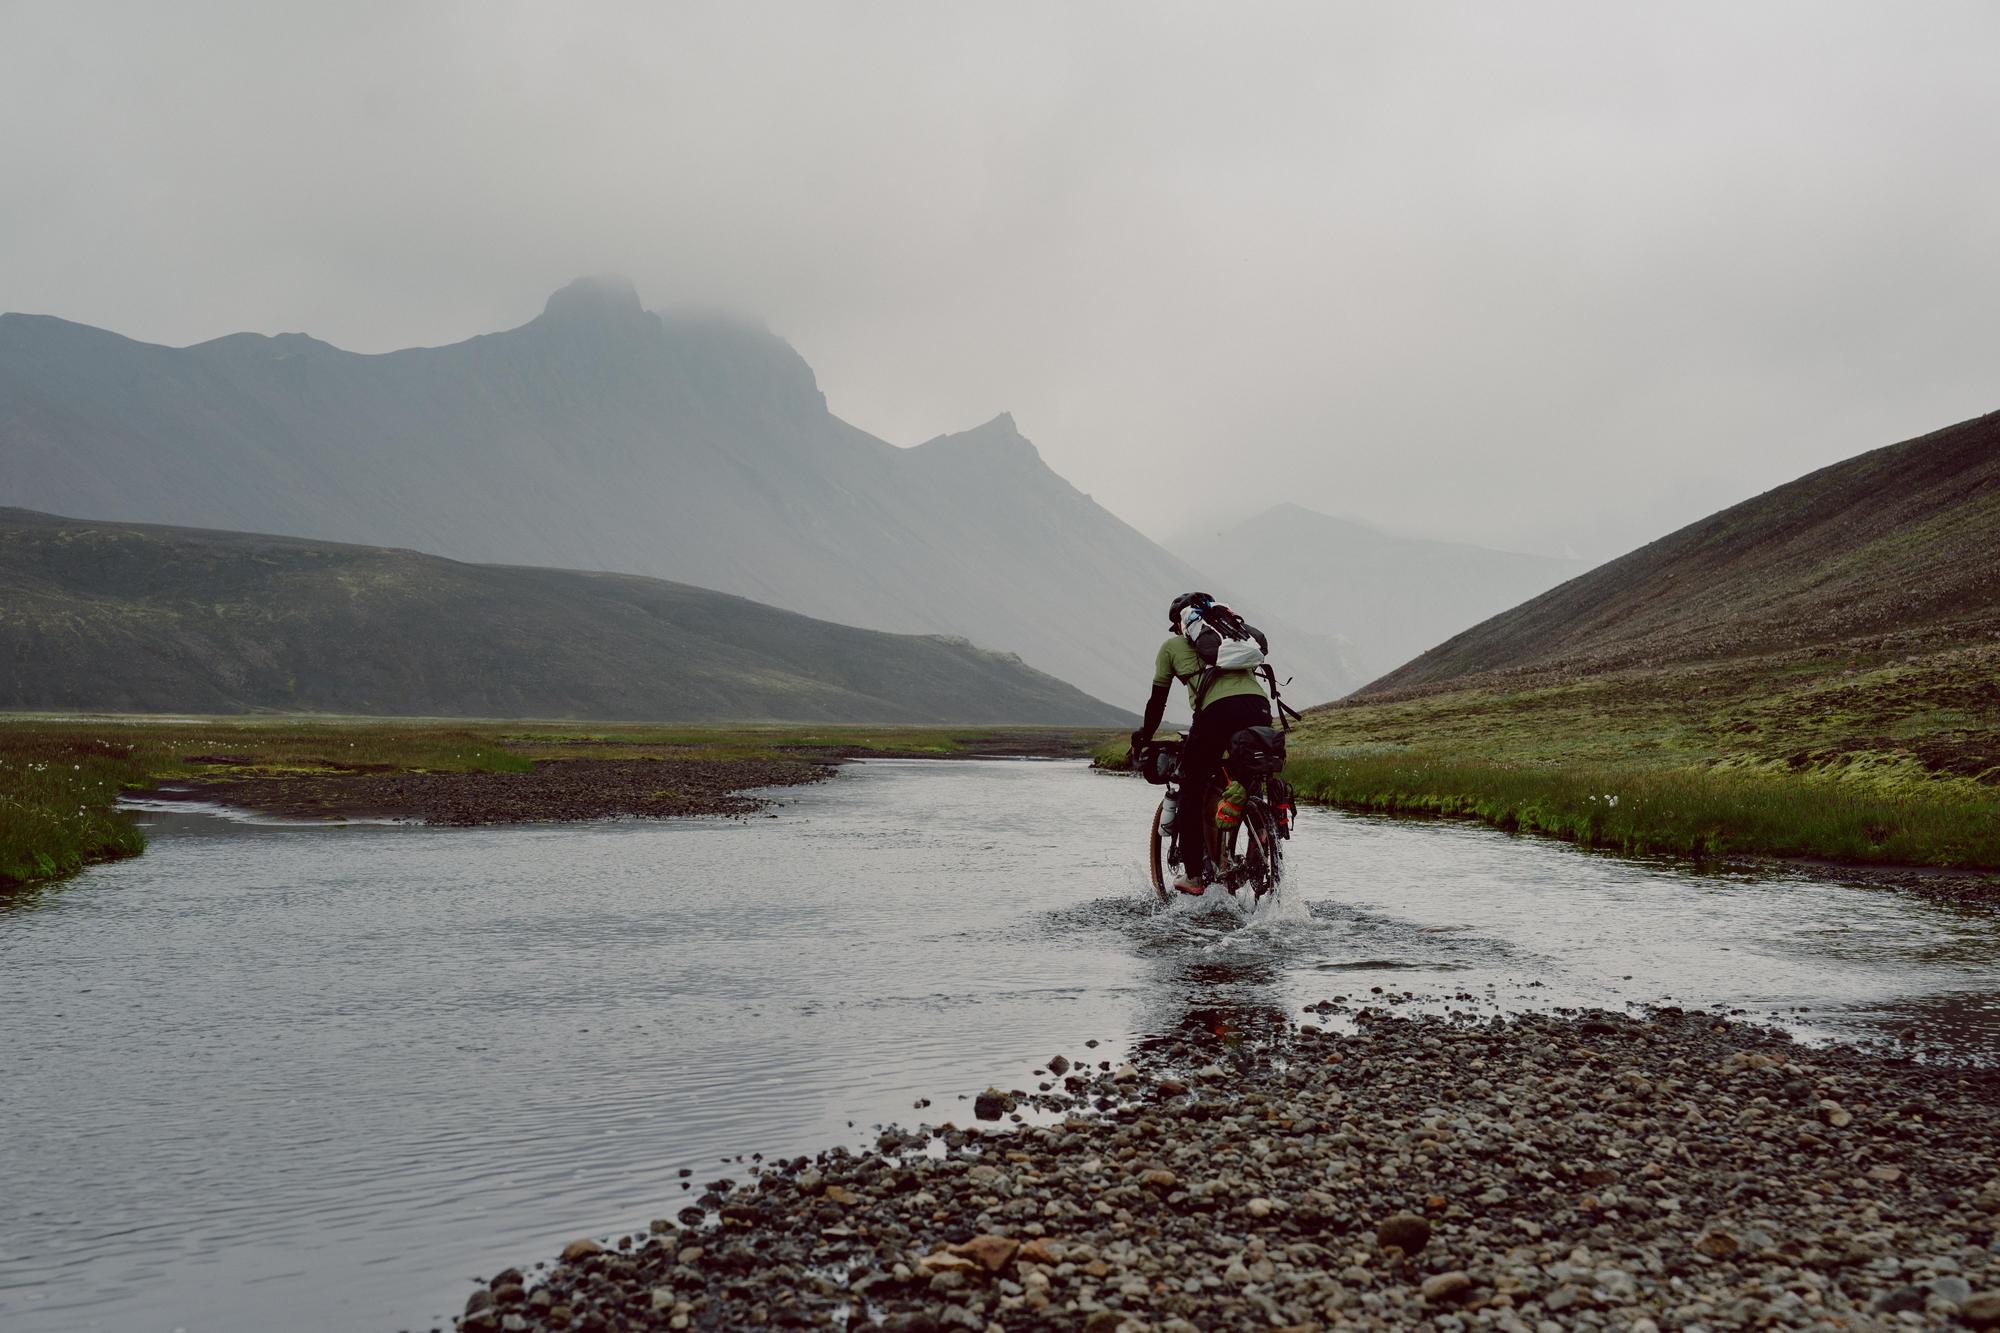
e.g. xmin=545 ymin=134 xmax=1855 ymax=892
xmin=5 ymin=1 xmax=1997 ymax=559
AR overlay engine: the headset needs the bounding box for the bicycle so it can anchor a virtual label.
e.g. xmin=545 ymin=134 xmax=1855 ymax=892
xmin=1133 ymin=727 xmax=1294 ymax=904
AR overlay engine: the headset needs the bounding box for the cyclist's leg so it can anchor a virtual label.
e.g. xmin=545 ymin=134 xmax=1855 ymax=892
xmin=1174 ymin=712 xmax=1227 ymax=881
xmin=1178 ymin=695 xmax=1274 ymax=881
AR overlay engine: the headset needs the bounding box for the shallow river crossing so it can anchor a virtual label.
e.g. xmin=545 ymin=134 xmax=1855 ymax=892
xmin=3 ymin=758 xmax=1997 ymax=1332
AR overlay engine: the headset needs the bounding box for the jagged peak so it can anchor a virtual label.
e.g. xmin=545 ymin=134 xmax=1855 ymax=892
xmin=915 ymin=411 xmax=1042 ymax=462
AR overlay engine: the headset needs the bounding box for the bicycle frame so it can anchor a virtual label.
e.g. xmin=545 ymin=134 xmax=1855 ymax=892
xmin=1211 ymin=768 xmax=1285 ymax=898
xmin=1144 ymin=742 xmax=1287 ymax=902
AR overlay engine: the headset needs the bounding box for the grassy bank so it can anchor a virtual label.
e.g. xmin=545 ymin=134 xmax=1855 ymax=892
xmin=0 ymin=734 xmax=154 ymax=886
xmin=1281 ymin=751 xmax=2000 ymax=865
xmin=1104 ymin=635 xmax=2000 ymax=870
xmin=0 ymin=716 xmax=1114 ymax=891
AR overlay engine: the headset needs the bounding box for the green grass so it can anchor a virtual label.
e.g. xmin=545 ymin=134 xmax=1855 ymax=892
xmin=0 ymin=716 xmax=1113 ymax=891
xmin=1100 ymin=637 xmax=2000 ymax=870
xmin=1281 ymin=752 xmax=2000 ymax=866
xmin=0 ymin=719 xmax=551 ymax=888
xmin=0 ymin=735 xmax=153 ymax=886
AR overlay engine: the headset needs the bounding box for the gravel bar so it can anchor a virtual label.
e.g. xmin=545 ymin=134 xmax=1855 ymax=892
xmin=446 ymin=1005 xmax=2000 ymax=1332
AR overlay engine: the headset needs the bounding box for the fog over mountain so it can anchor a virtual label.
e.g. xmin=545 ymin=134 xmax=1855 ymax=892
xmin=1174 ymin=505 xmax=1587 ymax=679
xmin=0 ymin=279 xmax=1357 ymax=709
xmin=6 ymin=5 xmax=1999 ymax=563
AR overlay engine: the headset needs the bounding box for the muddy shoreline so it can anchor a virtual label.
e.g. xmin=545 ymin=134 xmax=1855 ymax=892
xmin=153 ymin=740 xmax=1093 ymax=826
xmin=1733 ymin=857 xmax=2000 ymax=913
xmin=158 ymin=754 xmax=837 ymax=825
xmin=451 ymin=1006 xmax=2000 ymax=1332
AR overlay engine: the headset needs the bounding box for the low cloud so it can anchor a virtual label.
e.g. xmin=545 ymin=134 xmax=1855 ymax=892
xmin=5 ymin=1 xmax=1996 ymax=559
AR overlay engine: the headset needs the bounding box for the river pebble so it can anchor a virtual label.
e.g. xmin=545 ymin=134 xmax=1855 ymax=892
xmin=455 ymin=1005 xmax=1999 ymax=1331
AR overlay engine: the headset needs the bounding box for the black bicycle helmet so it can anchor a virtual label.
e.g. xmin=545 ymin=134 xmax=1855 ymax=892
xmin=1168 ymin=590 xmax=1211 ymax=629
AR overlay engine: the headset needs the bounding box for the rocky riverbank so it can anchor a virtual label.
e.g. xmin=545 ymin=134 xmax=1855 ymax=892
xmin=449 ymin=1006 xmax=2000 ymax=1332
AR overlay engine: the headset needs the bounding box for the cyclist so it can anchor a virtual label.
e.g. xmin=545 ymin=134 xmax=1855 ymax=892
xmin=1131 ymin=592 xmax=1273 ymax=895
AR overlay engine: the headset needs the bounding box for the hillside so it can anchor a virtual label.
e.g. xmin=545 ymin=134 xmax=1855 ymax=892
xmin=1365 ymin=409 xmax=2000 ymax=697
xmin=0 ymin=278 xmax=1357 ymax=707
xmin=0 ymin=509 xmax=1131 ymax=725
xmin=1204 ymin=410 xmax=2000 ymax=873
xmin=1172 ymin=504 xmax=1584 ymax=678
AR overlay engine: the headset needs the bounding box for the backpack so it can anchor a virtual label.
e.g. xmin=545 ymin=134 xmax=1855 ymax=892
xmin=1178 ymin=596 xmax=1302 ymax=726
xmin=1178 ymin=597 xmax=1268 ymax=672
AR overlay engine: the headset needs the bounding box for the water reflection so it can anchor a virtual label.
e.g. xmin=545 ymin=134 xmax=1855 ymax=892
xmin=1132 ymin=956 xmax=1298 ymax=1071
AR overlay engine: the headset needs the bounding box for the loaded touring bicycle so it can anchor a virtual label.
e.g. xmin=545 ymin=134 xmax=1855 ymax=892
xmin=1132 ymin=654 xmax=1302 ymax=904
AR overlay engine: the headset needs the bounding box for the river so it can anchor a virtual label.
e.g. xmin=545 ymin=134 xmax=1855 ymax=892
xmin=3 ymin=758 xmax=1995 ymax=1332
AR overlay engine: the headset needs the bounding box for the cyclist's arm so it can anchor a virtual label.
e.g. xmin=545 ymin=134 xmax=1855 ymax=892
xmin=1135 ymin=639 xmax=1179 ymax=745
xmin=1136 ymin=681 xmax=1170 ymax=742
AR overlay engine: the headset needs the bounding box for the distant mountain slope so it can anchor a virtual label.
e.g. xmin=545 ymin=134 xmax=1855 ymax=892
xmin=0 ymin=509 xmax=1131 ymax=724
xmin=0 ymin=277 xmax=1356 ymax=707
xmin=1172 ymin=504 xmax=1585 ymax=678
xmin=1364 ymin=409 xmax=2000 ymax=696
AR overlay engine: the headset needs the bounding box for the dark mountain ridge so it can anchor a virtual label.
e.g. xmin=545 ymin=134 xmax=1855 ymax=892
xmin=0 ymin=508 xmax=1130 ymax=724
xmin=0 ymin=278 xmax=1357 ymax=707
xmin=1361 ymin=409 xmax=2000 ymax=697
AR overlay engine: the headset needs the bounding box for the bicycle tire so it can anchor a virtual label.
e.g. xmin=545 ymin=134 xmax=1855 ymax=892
xmin=1147 ymin=780 xmax=1227 ymax=903
xmin=1244 ymin=801 xmax=1283 ymax=898
xmin=1146 ymin=797 xmax=1171 ymax=903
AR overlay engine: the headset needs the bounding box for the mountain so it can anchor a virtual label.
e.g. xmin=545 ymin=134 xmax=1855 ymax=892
xmin=0 ymin=277 xmax=1357 ymax=708
xmin=0 ymin=509 xmax=1131 ymax=724
xmin=1172 ymin=504 xmax=1585 ymax=678
xmin=1362 ymin=408 xmax=2000 ymax=697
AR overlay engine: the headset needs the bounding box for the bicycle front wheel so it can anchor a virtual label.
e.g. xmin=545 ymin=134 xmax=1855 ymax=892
xmin=1148 ymin=783 xmax=1227 ymax=904
xmin=1146 ymin=797 xmax=1172 ymax=903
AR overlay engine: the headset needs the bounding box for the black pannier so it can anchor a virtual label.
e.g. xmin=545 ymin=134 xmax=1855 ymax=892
xmin=1227 ymin=726 xmax=1287 ymax=776
xmin=1137 ymin=738 xmax=1182 ymax=785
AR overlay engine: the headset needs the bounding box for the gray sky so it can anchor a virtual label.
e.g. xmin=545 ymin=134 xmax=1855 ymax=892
xmin=5 ymin=1 xmax=1998 ymax=560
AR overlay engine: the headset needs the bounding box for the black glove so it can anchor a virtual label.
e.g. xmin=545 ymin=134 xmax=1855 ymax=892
xmin=1129 ymin=730 xmax=1149 ymax=764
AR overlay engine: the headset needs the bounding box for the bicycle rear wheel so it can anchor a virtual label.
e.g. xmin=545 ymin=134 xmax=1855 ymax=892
xmin=1241 ymin=802 xmax=1284 ymax=899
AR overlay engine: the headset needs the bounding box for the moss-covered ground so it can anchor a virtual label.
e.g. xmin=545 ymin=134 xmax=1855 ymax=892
xmin=0 ymin=716 xmax=1113 ymax=890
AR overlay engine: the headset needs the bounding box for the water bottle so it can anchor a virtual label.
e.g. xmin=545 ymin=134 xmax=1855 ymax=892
xmin=1160 ymin=784 xmax=1180 ymax=829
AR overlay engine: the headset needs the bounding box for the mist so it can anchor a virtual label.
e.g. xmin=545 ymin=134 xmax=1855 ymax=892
xmin=4 ymin=1 xmax=1997 ymax=559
